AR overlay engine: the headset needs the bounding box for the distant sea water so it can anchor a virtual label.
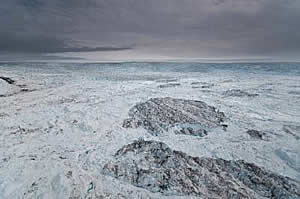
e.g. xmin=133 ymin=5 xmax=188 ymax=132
xmin=0 ymin=62 xmax=300 ymax=76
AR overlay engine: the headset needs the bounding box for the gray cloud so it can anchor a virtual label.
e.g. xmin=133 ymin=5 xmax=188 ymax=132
xmin=0 ymin=32 xmax=132 ymax=53
xmin=0 ymin=0 xmax=299 ymax=59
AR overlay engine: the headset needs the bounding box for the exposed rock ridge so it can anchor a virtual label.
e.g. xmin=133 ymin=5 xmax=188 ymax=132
xmin=123 ymin=97 xmax=226 ymax=137
xmin=103 ymin=140 xmax=300 ymax=198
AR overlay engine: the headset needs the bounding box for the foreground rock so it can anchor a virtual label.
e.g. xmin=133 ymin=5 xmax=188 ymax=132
xmin=123 ymin=97 xmax=226 ymax=136
xmin=103 ymin=140 xmax=300 ymax=198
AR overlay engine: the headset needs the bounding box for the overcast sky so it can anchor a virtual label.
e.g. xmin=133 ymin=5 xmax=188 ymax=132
xmin=1 ymin=0 xmax=300 ymax=61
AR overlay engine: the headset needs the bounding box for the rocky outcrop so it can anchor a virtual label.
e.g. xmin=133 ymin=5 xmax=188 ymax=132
xmin=103 ymin=140 xmax=300 ymax=198
xmin=246 ymin=129 xmax=266 ymax=140
xmin=223 ymin=89 xmax=259 ymax=97
xmin=122 ymin=97 xmax=226 ymax=136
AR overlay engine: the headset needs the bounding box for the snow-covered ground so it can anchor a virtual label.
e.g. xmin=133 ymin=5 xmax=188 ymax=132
xmin=0 ymin=62 xmax=299 ymax=198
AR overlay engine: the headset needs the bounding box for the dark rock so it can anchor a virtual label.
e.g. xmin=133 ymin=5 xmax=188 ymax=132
xmin=103 ymin=140 xmax=300 ymax=198
xmin=191 ymin=82 xmax=215 ymax=89
xmin=0 ymin=76 xmax=15 ymax=84
xmin=20 ymin=88 xmax=36 ymax=93
xmin=191 ymin=81 xmax=202 ymax=85
xmin=200 ymin=85 xmax=212 ymax=89
xmin=158 ymin=83 xmax=181 ymax=88
xmin=66 ymin=171 xmax=73 ymax=179
xmin=223 ymin=89 xmax=259 ymax=97
xmin=246 ymin=129 xmax=265 ymax=140
xmin=174 ymin=126 xmax=208 ymax=137
xmin=122 ymin=97 xmax=226 ymax=136
xmin=59 ymin=156 xmax=67 ymax=160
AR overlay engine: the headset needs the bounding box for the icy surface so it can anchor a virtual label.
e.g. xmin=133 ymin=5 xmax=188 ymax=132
xmin=0 ymin=62 xmax=300 ymax=198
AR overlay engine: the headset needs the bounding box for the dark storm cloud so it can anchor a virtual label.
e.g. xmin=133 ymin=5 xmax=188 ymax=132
xmin=0 ymin=0 xmax=299 ymax=58
xmin=0 ymin=0 xmax=133 ymax=53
